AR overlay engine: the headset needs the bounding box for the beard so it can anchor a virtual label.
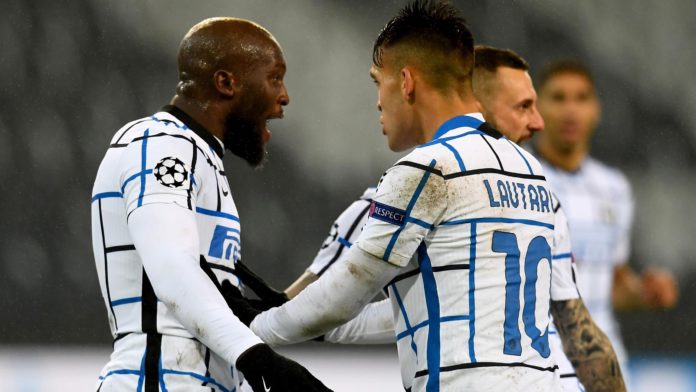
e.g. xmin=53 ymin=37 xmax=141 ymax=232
xmin=223 ymin=109 xmax=267 ymax=168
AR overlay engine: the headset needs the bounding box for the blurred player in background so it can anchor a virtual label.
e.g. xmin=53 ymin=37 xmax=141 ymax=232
xmin=472 ymin=45 xmax=590 ymax=391
xmin=227 ymin=2 xmax=626 ymax=391
xmin=534 ymin=61 xmax=679 ymax=374
xmin=90 ymin=17 xmax=330 ymax=392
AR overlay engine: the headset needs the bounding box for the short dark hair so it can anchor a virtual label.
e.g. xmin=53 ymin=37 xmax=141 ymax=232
xmin=472 ymin=45 xmax=530 ymax=104
xmin=372 ymin=0 xmax=474 ymax=92
xmin=474 ymin=45 xmax=529 ymax=72
xmin=536 ymin=60 xmax=595 ymax=91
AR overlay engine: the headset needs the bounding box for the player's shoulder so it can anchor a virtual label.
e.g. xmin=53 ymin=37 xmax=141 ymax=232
xmin=584 ymin=156 xmax=632 ymax=193
xmin=110 ymin=111 xmax=185 ymax=144
xmin=392 ymin=142 xmax=455 ymax=178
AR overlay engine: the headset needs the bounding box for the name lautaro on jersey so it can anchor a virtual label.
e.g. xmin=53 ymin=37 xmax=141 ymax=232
xmin=483 ymin=179 xmax=552 ymax=212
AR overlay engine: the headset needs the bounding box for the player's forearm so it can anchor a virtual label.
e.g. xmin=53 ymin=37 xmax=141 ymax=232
xmin=285 ymin=271 xmax=318 ymax=299
xmin=551 ymin=299 xmax=626 ymax=392
xmin=324 ymin=298 xmax=395 ymax=344
xmin=251 ymin=247 xmax=401 ymax=346
xmin=129 ymin=204 xmax=262 ymax=364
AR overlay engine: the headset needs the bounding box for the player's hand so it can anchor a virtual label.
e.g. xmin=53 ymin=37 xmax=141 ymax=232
xmin=641 ymin=268 xmax=679 ymax=309
xmin=220 ymin=280 xmax=263 ymax=326
xmin=237 ymin=344 xmax=333 ymax=392
xmin=235 ymin=260 xmax=289 ymax=310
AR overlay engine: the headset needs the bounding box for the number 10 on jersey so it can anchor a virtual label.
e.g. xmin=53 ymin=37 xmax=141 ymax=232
xmin=492 ymin=230 xmax=552 ymax=358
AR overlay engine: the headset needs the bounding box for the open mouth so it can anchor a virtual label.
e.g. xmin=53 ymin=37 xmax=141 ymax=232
xmin=263 ymin=111 xmax=284 ymax=142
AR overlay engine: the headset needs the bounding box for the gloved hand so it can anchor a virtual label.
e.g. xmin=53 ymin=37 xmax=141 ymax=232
xmin=235 ymin=260 xmax=289 ymax=310
xmin=236 ymin=344 xmax=333 ymax=392
xmin=220 ymin=280 xmax=263 ymax=326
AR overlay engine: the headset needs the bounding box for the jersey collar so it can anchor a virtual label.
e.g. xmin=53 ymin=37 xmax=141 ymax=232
xmin=162 ymin=105 xmax=225 ymax=158
xmin=431 ymin=113 xmax=485 ymax=141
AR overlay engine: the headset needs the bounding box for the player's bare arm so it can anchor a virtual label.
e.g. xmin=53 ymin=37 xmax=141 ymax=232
xmin=285 ymin=270 xmax=318 ymax=298
xmin=551 ymin=298 xmax=626 ymax=392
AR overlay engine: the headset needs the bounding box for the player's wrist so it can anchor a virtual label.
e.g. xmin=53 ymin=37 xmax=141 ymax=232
xmin=236 ymin=343 xmax=271 ymax=370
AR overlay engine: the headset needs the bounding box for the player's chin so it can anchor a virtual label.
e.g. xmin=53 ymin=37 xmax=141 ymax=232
xmin=517 ymin=134 xmax=532 ymax=144
xmin=387 ymin=137 xmax=412 ymax=153
xmin=246 ymin=146 xmax=268 ymax=169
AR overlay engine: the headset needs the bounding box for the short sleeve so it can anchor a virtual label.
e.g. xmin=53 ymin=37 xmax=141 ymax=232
xmin=119 ymin=132 xmax=200 ymax=216
xmin=356 ymin=161 xmax=447 ymax=267
xmin=307 ymin=199 xmax=371 ymax=276
xmin=550 ymin=202 xmax=580 ymax=301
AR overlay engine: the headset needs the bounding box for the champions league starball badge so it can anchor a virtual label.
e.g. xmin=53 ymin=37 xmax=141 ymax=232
xmin=153 ymin=157 xmax=189 ymax=188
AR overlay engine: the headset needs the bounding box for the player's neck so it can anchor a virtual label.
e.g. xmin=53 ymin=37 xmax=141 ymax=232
xmin=417 ymin=91 xmax=480 ymax=142
xmin=170 ymin=95 xmax=225 ymax=141
xmin=536 ymin=137 xmax=587 ymax=172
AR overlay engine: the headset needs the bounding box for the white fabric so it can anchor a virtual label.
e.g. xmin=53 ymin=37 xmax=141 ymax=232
xmin=251 ymin=246 xmax=401 ymax=346
xmin=550 ymin=199 xmax=581 ymax=301
xmin=324 ymin=299 xmax=395 ymax=344
xmin=312 ymin=189 xmax=579 ymax=357
xmin=129 ymin=204 xmax=262 ymax=364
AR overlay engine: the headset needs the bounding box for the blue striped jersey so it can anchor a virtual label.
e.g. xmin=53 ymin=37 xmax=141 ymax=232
xmin=91 ymin=106 xmax=245 ymax=391
xmin=355 ymin=113 xmax=579 ymax=392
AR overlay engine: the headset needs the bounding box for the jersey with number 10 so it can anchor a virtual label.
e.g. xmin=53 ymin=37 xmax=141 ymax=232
xmin=355 ymin=113 xmax=579 ymax=392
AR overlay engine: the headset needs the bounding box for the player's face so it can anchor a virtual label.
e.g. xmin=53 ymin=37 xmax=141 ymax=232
xmin=225 ymin=46 xmax=289 ymax=166
xmin=483 ymin=67 xmax=544 ymax=144
xmin=537 ymin=72 xmax=599 ymax=151
xmin=370 ymin=55 xmax=419 ymax=152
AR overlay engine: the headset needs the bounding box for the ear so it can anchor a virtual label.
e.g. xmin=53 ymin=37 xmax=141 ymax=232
xmin=401 ymin=67 xmax=415 ymax=102
xmin=214 ymin=70 xmax=236 ymax=98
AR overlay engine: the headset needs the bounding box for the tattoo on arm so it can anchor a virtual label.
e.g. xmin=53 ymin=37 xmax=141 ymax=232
xmin=551 ymin=299 xmax=626 ymax=392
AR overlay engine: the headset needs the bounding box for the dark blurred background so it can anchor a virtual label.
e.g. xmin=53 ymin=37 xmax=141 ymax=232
xmin=1 ymin=0 xmax=694 ymax=373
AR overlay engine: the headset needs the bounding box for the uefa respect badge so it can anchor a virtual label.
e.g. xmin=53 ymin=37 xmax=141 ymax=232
xmin=369 ymin=201 xmax=406 ymax=226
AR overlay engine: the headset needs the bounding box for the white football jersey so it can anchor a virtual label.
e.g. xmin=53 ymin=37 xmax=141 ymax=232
xmin=355 ymin=113 xmax=579 ymax=392
xmin=539 ymin=155 xmax=634 ymax=366
xmin=91 ymin=106 xmax=250 ymax=391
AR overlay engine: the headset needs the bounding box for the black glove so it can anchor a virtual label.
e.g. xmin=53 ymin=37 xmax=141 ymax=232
xmin=219 ymin=280 xmax=263 ymax=326
xmin=237 ymin=344 xmax=333 ymax=392
xmin=235 ymin=260 xmax=289 ymax=310
xmin=233 ymin=261 xmax=329 ymax=341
